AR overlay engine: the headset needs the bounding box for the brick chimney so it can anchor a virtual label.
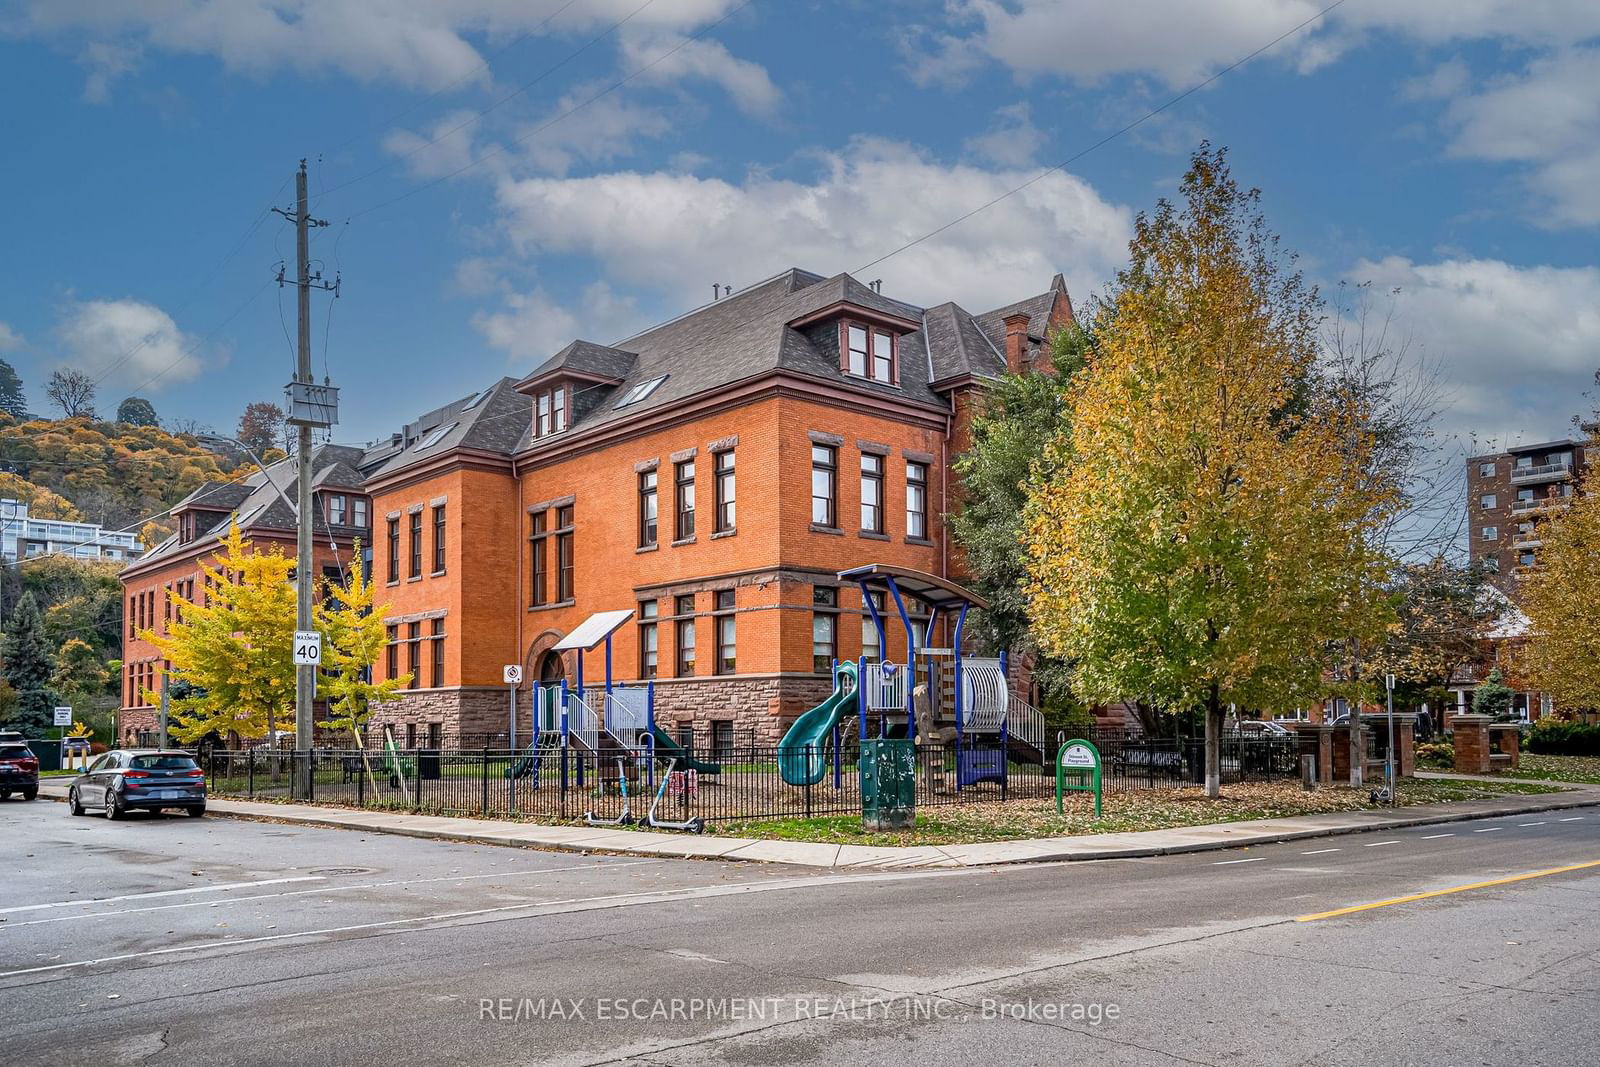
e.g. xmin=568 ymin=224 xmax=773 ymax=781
xmin=1002 ymin=312 xmax=1031 ymax=374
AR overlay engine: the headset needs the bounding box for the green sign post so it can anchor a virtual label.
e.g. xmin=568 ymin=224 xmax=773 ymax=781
xmin=1056 ymin=738 xmax=1103 ymax=818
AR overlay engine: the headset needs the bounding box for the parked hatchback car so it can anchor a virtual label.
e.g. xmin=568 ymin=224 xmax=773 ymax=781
xmin=0 ymin=742 xmax=39 ymax=801
xmin=68 ymin=749 xmax=206 ymax=819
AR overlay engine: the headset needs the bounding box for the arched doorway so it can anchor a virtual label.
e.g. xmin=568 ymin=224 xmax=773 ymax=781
xmin=537 ymin=651 xmax=565 ymax=684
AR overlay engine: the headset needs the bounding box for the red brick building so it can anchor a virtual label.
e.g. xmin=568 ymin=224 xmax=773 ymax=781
xmin=117 ymin=445 xmax=374 ymax=744
xmin=119 ymin=268 xmax=1075 ymax=748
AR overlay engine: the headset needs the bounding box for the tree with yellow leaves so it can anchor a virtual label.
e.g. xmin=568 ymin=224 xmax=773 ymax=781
xmin=1517 ymin=477 xmax=1600 ymax=713
xmin=141 ymin=522 xmax=296 ymax=745
xmin=1024 ymin=146 xmax=1397 ymax=796
xmin=315 ymin=542 xmax=410 ymax=743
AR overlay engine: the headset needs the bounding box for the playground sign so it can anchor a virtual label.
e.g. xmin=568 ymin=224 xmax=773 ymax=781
xmin=1056 ymin=738 xmax=1103 ymax=818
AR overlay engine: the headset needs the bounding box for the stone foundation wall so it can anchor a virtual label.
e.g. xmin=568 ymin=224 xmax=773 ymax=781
xmin=367 ymin=688 xmax=511 ymax=746
xmin=651 ymin=675 xmax=836 ymax=749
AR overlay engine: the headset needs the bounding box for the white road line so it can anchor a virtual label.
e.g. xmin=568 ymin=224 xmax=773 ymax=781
xmin=1363 ymin=841 xmax=1400 ymax=847
xmin=1520 ymin=822 xmax=1546 ymax=827
xmin=0 ymin=860 xmax=666 ymax=930
xmin=0 ymin=877 xmax=326 ymax=916
xmin=1474 ymin=827 xmax=1502 ymax=833
xmin=1213 ymin=857 xmax=1265 ymax=865
xmin=1420 ymin=834 xmax=1455 ymax=840
xmin=0 ymin=867 xmax=999 ymax=980
xmin=1302 ymin=848 xmax=1341 ymax=855
xmin=1559 ymin=817 xmax=1585 ymax=822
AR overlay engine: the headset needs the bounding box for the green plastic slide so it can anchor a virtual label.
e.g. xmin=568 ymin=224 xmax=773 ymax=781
xmin=648 ymin=726 xmax=722 ymax=775
xmin=778 ymin=660 xmax=858 ymax=786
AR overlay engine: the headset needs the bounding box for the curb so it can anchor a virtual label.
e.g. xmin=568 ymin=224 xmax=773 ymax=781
xmin=38 ymin=782 xmax=1600 ymax=869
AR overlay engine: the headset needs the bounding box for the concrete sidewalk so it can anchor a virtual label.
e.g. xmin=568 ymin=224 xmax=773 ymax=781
xmin=39 ymin=778 xmax=1600 ymax=869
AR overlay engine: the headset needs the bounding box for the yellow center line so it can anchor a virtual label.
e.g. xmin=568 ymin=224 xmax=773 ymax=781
xmin=1296 ymin=859 xmax=1600 ymax=922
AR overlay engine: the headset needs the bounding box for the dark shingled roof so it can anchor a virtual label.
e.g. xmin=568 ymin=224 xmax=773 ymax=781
xmin=368 ymin=377 xmax=528 ymax=480
xmin=525 ymin=339 xmax=638 ymax=384
xmin=136 ymin=443 xmax=371 ymax=568
xmin=323 ymin=268 xmax=1072 ymax=478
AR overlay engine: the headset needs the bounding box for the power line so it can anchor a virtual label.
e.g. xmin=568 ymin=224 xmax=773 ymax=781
xmin=86 ymin=176 xmax=293 ymax=389
xmin=407 ymin=1 xmax=1347 ymax=444
xmin=854 ymin=0 xmax=1349 ymax=275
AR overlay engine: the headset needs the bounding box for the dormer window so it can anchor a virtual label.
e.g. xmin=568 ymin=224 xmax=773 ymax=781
xmin=535 ymin=386 xmax=568 ymax=437
xmin=841 ymin=322 xmax=896 ymax=385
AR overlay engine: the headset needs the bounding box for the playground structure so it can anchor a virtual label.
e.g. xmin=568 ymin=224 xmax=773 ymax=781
xmin=506 ymin=608 xmax=720 ymax=831
xmin=778 ymin=563 xmax=1046 ymax=791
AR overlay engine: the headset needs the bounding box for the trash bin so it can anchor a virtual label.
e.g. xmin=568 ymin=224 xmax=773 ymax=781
xmin=860 ymin=738 xmax=915 ymax=830
xmin=417 ymin=749 xmax=442 ymax=781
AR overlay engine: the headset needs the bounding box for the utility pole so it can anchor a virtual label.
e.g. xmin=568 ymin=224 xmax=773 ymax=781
xmin=274 ymin=160 xmax=339 ymax=801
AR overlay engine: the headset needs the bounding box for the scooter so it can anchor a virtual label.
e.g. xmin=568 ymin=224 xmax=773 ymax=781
xmin=642 ymin=756 xmax=705 ymax=834
xmin=584 ymin=758 xmax=634 ymax=826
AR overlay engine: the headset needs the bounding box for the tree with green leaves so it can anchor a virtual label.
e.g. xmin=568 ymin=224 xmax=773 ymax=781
xmin=0 ymin=358 xmax=26 ymax=418
xmin=1472 ymin=669 xmax=1514 ymax=719
xmin=115 ymin=396 xmax=159 ymax=426
xmin=142 ymin=522 xmax=297 ymax=745
xmin=1023 ymin=146 xmax=1397 ymax=796
xmin=1 ymin=592 xmax=59 ymax=735
xmin=951 ymin=326 xmax=1087 ymax=701
xmin=316 ymin=542 xmax=410 ymax=786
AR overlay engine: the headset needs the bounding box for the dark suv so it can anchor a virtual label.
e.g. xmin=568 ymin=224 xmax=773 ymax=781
xmin=0 ymin=742 xmax=40 ymax=801
xmin=68 ymin=750 xmax=206 ymax=818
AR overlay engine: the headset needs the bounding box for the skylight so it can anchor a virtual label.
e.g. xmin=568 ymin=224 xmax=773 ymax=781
xmin=614 ymin=375 xmax=667 ymax=410
xmin=460 ymin=389 xmax=486 ymax=410
xmin=415 ymin=423 xmax=457 ymax=451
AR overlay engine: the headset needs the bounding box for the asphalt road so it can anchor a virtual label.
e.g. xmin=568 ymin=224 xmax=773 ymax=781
xmin=2 ymin=796 xmax=1598 ymax=1066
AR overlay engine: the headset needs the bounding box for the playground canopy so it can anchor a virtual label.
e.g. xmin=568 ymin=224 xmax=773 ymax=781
xmin=552 ymin=609 xmax=635 ymax=651
xmin=834 ymin=564 xmax=989 ymax=612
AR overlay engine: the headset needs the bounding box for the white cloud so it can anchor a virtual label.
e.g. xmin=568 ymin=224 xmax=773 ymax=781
xmin=473 ymin=281 xmax=649 ymax=363
xmin=1401 ymin=57 xmax=1470 ymax=101
xmin=617 ymin=28 xmax=780 ymax=117
xmin=78 ymin=39 xmax=140 ymax=102
xmin=55 ymin=298 xmax=203 ymax=389
xmin=490 ymin=137 xmax=1133 ymax=313
xmin=1441 ymin=47 xmax=1600 ymax=227
xmin=13 ymin=0 xmax=760 ymax=97
xmin=382 ymin=109 xmax=485 ymax=180
xmin=911 ymin=0 xmax=1600 ymax=88
xmin=0 ymin=322 xmax=22 ymax=352
xmin=1345 ymin=255 xmax=1600 ymax=445
xmin=963 ymin=102 xmax=1047 ymax=167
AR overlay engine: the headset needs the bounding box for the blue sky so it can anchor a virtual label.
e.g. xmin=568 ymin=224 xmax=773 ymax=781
xmin=1 ymin=0 xmax=1597 ymax=453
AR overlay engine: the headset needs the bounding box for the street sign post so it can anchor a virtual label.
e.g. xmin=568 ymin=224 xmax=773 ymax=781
xmin=503 ymin=665 xmax=523 ymax=752
xmin=1056 ymin=738 xmax=1103 ymax=817
xmin=52 ymin=706 xmax=72 ymax=728
xmin=293 ymin=631 xmax=322 ymax=665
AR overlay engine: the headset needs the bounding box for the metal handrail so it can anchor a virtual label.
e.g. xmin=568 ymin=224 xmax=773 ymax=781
xmin=567 ymin=692 xmax=600 ymax=753
xmin=1007 ymin=696 xmax=1046 ymax=755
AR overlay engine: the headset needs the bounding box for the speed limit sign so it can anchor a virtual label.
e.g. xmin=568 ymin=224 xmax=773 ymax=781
xmin=293 ymin=631 xmax=323 ymax=665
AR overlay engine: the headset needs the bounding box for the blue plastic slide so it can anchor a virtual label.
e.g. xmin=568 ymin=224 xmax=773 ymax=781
xmin=777 ymin=660 xmax=858 ymax=786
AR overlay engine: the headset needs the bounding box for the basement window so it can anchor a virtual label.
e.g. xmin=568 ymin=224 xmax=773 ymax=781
xmin=615 ymin=375 xmax=667 ymax=410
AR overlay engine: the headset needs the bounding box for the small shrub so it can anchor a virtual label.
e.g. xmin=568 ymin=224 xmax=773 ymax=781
xmin=1414 ymin=739 xmax=1454 ymax=769
xmin=1527 ymin=719 xmax=1600 ymax=757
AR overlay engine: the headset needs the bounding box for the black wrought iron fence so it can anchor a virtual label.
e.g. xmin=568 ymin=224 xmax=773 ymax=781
xmin=201 ymin=731 xmax=1299 ymax=823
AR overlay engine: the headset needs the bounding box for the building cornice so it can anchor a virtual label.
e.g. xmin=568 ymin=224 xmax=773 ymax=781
xmin=513 ymin=369 xmax=948 ymax=474
xmin=364 ymin=447 xmax=516 ymax=496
